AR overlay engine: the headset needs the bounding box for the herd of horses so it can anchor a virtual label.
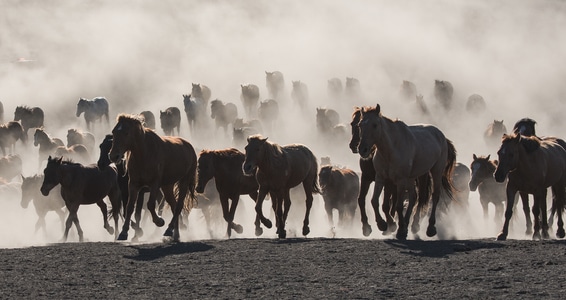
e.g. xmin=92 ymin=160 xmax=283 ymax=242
xmin=1 ymin=73 xmax=566 ymax=244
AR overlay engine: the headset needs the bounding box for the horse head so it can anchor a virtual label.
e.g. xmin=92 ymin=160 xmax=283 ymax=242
xmin=76 ymin=98 xmax=88 ymax=117
xmin=469 ymin=154 xmax=492 ymax=191
xmin=110 ymin=114 xmax=143 ymax=163
xmin=242 ymin=135 xmax=268 ymax=176
xmin=196 ymin=150 xmax=215 ymax=194
xmin=357 ymin=104 xmax=381 ymax=159
xmin=40 ymin=156 xmax=63 ymax=196
xmin=494 ymin=134 xmax=521 ymax=183
xmin=98 ymin=134 xmax=114 ymax=169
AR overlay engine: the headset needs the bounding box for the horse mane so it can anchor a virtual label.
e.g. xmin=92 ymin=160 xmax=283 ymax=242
xmin=249 ymin=135 xmax=286 ymax=169
xmin=476 ymin=155 xmax=497 ymax=173
xmin=200 ymin=148 xmax=241 ymax=159
xmin=502 ymin=133 xmax=541 ymax=154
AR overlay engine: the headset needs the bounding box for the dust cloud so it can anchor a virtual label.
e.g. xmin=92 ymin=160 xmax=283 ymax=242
xmin=1 ymin=0 xmax=565 ymax=248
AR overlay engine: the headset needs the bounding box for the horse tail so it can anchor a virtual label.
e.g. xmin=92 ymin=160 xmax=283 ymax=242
xmin=181 ymin=157 xmax=198 ymax=213
xmin=310 ymin=152 xmax=321 ymax=195
xmin=442 ymin=138 xmax=457 ymax=201
xmin=416 ymin=174 xmax=431 ymax=212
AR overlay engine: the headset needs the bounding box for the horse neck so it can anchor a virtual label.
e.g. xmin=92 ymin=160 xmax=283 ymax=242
xmin=127 ymin=130 xmax=150 ymax=166
xmin=373 ymin=117 xmax=410 ymax=159
xmin=259 ymin=143 xmax=286 ymax=174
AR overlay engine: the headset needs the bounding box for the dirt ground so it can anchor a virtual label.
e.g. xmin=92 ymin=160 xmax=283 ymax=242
xmin=1 ymin=237 xmax=566 ymax=299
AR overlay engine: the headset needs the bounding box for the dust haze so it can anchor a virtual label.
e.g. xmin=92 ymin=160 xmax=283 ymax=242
xmin=1 ymin=0 xmax=565 ymax=248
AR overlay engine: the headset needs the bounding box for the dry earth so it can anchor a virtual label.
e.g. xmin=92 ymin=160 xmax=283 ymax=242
xmin=1 ymin=238 xmax=566 ymax=299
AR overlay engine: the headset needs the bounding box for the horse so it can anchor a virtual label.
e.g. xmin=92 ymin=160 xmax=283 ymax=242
xmin=484 ymin=120 xmax=507 ymax=151
xmin=469 ymin=154 xmax=532 ymax=232
xmin=191 ymin=83 xmax=212 ymax=110
xmin=0 ymin=121 xmax=26 ymax=155
xmin=494 ymin=133 xmax=566 ymax=240
xmin=400 ymin=80 xmax=417 ymax=101
xmin=433 ymin=79 xmax=454 ymax=111
xmin=233 ymin=118 xmax=263 ymax=134
xmin=345 ymin=77 xmax=361 ymax=100
xmin=67 ymin=128 xmax=95 ymax=153
xmin=160 ymin=106 xmax=181 ymax=136
xmin=466 ymin=94 xmax=486 ymax=113
xmin=21 ymin=174 xmax=66 ymax=234
xmin=265 ymin=71 xmax=285 ymax=101
xmin=291 ymin=81 xmax=309 ymax=111
xmin=318 ymin=165 xmax=359 ymax=230
xmin=139 ymin=111 xmax=156 ymax=129
xmin=316 ymin=107 xmax=340 ymax=135
xmin=356 ymin=104 xmax=456 ymax=240
xmin=76 ymin=97 xmax=109 ymax=131
xmin=40 ymin=156 xmax=121 ymax=242
xmin=196 ymin=148 xmax=262 ymax=237
xmin=242 ymin=135 xmax=320 ymax=238
xmin=109 ymin=114 xmax=198 ymax=241
xmin=14 ymin=106 xmax=44 ymax=134
xmin=54 ymin=144 xmax=91 ymax=165
xmin=327 ymin=78 xmax=343 ymax=102
xmin=183 ymin=94 xmax=206 ymax=135
xmin=33 ymin=128 xmax=65 ymax=169
xmin=257 ymin=99 xmax=279 ymax=135
xmin=0 ymin=154 xmax=22 ymax=181
xmin=240 ymin=84 xmax=260 ymax=118
xmin=210 ymin=99 xmax=238 ymax=136
xmin=97 ymin=134 xmax=164 ymax=241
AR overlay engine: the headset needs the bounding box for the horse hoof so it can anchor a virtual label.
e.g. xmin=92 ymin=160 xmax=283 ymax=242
xmin=525 ymin=229 xmax=533 ymax=236
xmin=532 ymin=232 xmax=542 ymax=240
xmin=388 ymin=222 xmax=398 ymax=234
xmin=542 ymin=231 xmax=550 ymax=240
xmin=164 ymin=228 xmax=174 ymax=237
xmin=362 ymin=224 xmax=372 ymax=237
xmin=255 ymin=227 xmax=263 ymax=236
xmin=302 ymin=226 xmax=310 ymax=236
xmin=233 ymin=224 xmax=244 ymax=234
xmin=154 ymin=217 xmax=165 ymax=227
xmin=118 ymin=232 xmax=128 ymax=241
xmin=396 ymin=228 xmax=408 ymax=240
xmin=106 ymin=226 xmax=115 ymax=235
xmin=496 ymin=233 xmax=507 ymax=241
xmin=377 ymin=220 xmax=388 ymax=232
xmin=135 ymin=227 xmax=144 ymax=238
xmin=278 ymin=230 xmax=287 ymax=239
xmin=556 ymin=228 xmax=565 ymax=239
xmin=411 ymin=223 xmax=421 ymax=234
xmin=263 ymin=219 xmax=273 ymax=229
xmin=426 ymin=226 xmax=437 ymax=237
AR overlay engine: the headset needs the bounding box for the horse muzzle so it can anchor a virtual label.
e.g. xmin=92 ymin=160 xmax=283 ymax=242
xmin=242 ymin=163 xmax=256 ymax=176
xmin=109 ymin=153 xmax=124 ymax=164
xmin=493 ymin=170 xmax=507 ymax=183
xmin=468 ymin=181 xmax=478 ymax=192
xmin=358 ymin=145 xmax=372 ymax=159
xmin=40 ymin=185 xmax=53 ymax=196
xmin=349 ymin=141 xmax=359 ymax=154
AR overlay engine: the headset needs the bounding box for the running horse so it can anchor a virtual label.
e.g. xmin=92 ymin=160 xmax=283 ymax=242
xmin=0 ymin=121 xmax=27 ymax=155
xmin=242 ymin=135 xmax=320 ymax=238
xmin=196 ymin=148 xmax=262 ymax=237
xmin=109 ymin=114 xmax=198 ymax=241
xmin=14 ymin=106 xmax=44 ymax=134
xmin=494 ymin=133 xmax=566 ymax=240
xmin=356 ymin=104 xmax=456 ymax=240
xmin=76 ymin=97 xmax=110 ymax=131
xmin=21 ymin=174 xmax=66 ymax=234
xmin=33 ymin=128 xmax=64 ymax=169
xmin=40 ymin=156 xmax=121 ymax=242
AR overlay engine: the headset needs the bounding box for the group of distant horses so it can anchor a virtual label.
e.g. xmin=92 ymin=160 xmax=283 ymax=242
xmin=2 ymin=73 xmax=565 ymax=244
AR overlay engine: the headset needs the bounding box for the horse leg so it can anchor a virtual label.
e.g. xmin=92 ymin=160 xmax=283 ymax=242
xmin=131 ymin=189 xmax=145 ymax=239
xmin=302 ymin=187 xmax=313 ymax=237
xmin=324 ymin=201 xmax=334 ymax=230
xmin=108 ymin=187 xmax=122 ymax=240
xmin=531 ymin=191 xmax=543 ymax=240
xmin=250 ymin=191 xmax=263 ymax=236
xmin=273 ymin=192 xmax=286 ymax=238
xmin=519 ymin=192 xmax=532 ymax=235
xmin=96 ymin=200 xmax=114 ymax=236
xmin=395 ymin=185 xmax=412 ymax=240
xmin=370 ymin=178 xmax=388 ymax=232
xmin=426 ymin=171 xmax=444 ymax=238
xmin=254 ymin=186 xmax=272 ymax=229
xmin=118 ymin=185 xmax=143 ymax=241
xmin=551 ymin=184 xmax=565 ymax=238
xmin=227 ymin=196 xmax=243 ymax=235
xmin=162 ymin=184 xmax=183 ymax=241
xmin=538 ymin=189 xmax=550 ymax=239
xmin=382 ymin=181 xmax=397 ymax=234
xmin=357 ymin=176 xmax=373 ymax=236
xmin=496 ymin=186 xmax=518 ymax=241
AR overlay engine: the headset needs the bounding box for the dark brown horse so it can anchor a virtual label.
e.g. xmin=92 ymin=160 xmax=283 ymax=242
xmin=67 ymin=128 xmax=95 ymax=153
xmin=318 ymin=165 xmax=359 ymax=230
xmin=33 ymin=128 xmax=64 ymax=169
xmin=40 ymin=156 xmax=121 ymax=242
xmin=0 ymin=121 xmax=26 ymax=155
xmin=160 ymin=107 xmax=181 ymax=136
xmin=210 ymin=99 xmax=238 ymax=135
xmin=316 ymin=107 xmax=340 ymax=136
xmin=242 ymin=135 xmax=320 ymax=238
xmin=109 ymin=114 xmax=198 ymax=241
xmin=21 ymin=174 xmax=66 ymax=234
xmin=183 ymin=94 xmax=207 ymax=135
xmin=240 ymin=84 xmax=260 ymax=118
xmin=191 ymin=83 xmax=212 ymax=109
xmin=196 ymin=148 xmax=262 ymax=237
xmin=0 ymin=154 xmax=22 ymax=181
xmin=357 ymin=104 xmax=456 ymax=240
xmin=76 ymin=97 xmax=109 ymax=131
xmin=14 ymin=106 xmax=44 ymax=134
xmin=494 ymin=134 xmax=566 ymax=240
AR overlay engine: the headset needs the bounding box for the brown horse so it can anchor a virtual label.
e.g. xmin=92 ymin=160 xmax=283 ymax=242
xmin=318 ymin=165 xmax=359 ymax=230
xmin=357 ymin=104 xmax=456 ymax=240
xmin=210 ymin=99 xmax=238 ymax=135
xmin=160 ymin=107 xmax=181 ymax=136
xmin=109 ymin=114 xmax=197 ymax=241
xmin=54 ymin=144 xmax=91 ymax=165
xmin=494 ymin=133 xmax=566 ymax=240
xmin=196 ymin=148 xmax=262 ymax=237
xmin=14 ymin=105 xmax=44 ymax=134
xmin=191 ymin=83 xmax=212 ymax=108
xmin=76 ymin=97 xmax=109 ymax=131
xmin=469 ymin=154 xmax=532 ymax=232
xmin=139 ymin=111 xmax=156 ymax=129
xmin=240 ymin=84 xmax=260 ymax=118
xmin=33 ymin=128 xmax=64 ymax=169
xmin=21 ymin=174 xmax=66 ymax=234
xmin=484 ymin=120 xmax=507 ymax=150
xmin=40 ymin=156 xmax=121 ymax=242
xmin=0 ymin=121 xmax=27 ymax=155
xmin=67 ymin=128 xmax=95 ymax=152
xmin=0 ymin=154 xmax=22 ymax=181
xmin=242 ymin=135 xmax=320 ymax=238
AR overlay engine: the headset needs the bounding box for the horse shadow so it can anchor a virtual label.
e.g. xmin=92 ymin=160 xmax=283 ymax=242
xmin=384 ymin=239 xmax=505 ymax=258
xmin=124 ymin=242 xmax=214 ymax=261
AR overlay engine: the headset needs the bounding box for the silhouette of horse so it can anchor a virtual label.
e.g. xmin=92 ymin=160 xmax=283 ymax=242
xmin=14 ymin=106 xmax=44 ymax=134
xmin=210 ymin=99 xmax=238 ymax=135
xmin=469 ymin=154 xmax=532 ymax=232
xmin=54 ymin=144 xmax=91 ymax=165
xmin=40 ymin=156 xmax=121 ymax=242
xmin=466 ymin=94 xmax=486 ymax=113
xmin=433 ymin=80 xmax=454 ymax=111
xmin=34 ymin=128 xmax=65 ymax=169
xmin=258 ymin=99 xmax=279 ymax=135
xmin=233 ymin=118 xmax=263 ymax=134
xmin=191 ymin=83 xmax=212 ymax=110
xmin=139 ymin=111 xmax=156 ymax=129
xmin=21 ymin=174 xmax=66 ymax=234
xmin=494 ymin=134 xmax=566 ymax=240
xmin=265 ymin=71 xmax=285 ymax=101
xmin=240 ymin=84 xmax=260 ymax=118
xmin=67 ymin=128 xmax=95 ymax=153
xmin=318 ymin=165 xmax=359 ymax=230
xmin=160 ymin=106 xmax=181 ymax=136
xmin=327 ymin=78 xmax=343 ymax=102
xmin=242 ymin=135 xmax=320 ymax=238
xmin=76 ymin=97 xmax=109 ymax=131
xmin=357 ymin=104 xmax=456 ymax=240
xmin=345 ymin=77 xmax=361 ymax=100
xmin=484 ymin=120 xmax=507 ymax=150
xmin=109 ymin=114 xmax=198 ymax=241
xmin=232 ymin=127 xmax=261 ymax=151
xmin=291 ymin=81 xmax=309 ymax=111
xmin=0 ymin=154 xmax=22 ymax=181
xmin=0 ymin=121 xmax=26 ymax=155
xmin=439 ymin=162 xmax=470 ymax=215
xmin=316 ymin=107 xmax=340 ymax=135
xmin=400 ymin=80 xmax=417 ymax=101
xmin=196 ymin=148 xmax=262 ymax=237
xmin=183 ymin=94 xmax=206 ymax=135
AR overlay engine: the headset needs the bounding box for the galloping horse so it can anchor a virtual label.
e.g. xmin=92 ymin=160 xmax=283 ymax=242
xmin=183 ymin=94 xmax=206 ymax=135
xmin=318 ymin=165 xmax=359 ymax=230
xmin=191 ymin=83 xmax=212 ymax=110
xmin=0 ymin=121 xmax=26 ymax=155
xmin=109 ymin=114 xmax=198 ymax=241
xmin=67 ymin=128 xmax=95 ymax=153
xmin=76 ymin=97 xmax=109 ymax=131
xmin=494 ymin=133 xmax=566 ymax=240
xmin=240 ymin=84 xmax=260 ymax=118
xmin=196 ymin=148 xmax=262 ymax=237
xmin=34 ymin=128 xmax=64 ymax=169
xmin=40 ymin=156 xmax=121 ymax=242
xmin=357 ymin=104 xmax=456 ymax=240
xmin=210 ymin=99 xmax=238 ymax=135
xmin=21 ymin=174 xmax=66 ymax=234
xmin=257 ymin=99 xmax=279 ymax=135
xmin=14 ymin=106 xmax=44 ymax=134
xmin=242 ymin=135 xmax=320 ymax=238
xmin=160 ymin=107 xmax=181 ymax=136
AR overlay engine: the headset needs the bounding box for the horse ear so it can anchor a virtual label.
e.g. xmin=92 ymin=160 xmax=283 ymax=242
xmin=375 ymin=103 xmax=381 ymax=114
xmin=473 ymin=154 xmax=477 ymax=160
xmin=57 ymin=156 xmax=63 ymax=163
xmin=486 ymin=154 xmax=490 ymax=160
xmin=261 ymin=137 xmax=268 ymax=142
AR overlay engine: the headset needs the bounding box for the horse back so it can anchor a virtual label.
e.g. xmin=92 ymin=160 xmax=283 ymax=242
xmin=280 ymin=144 xmax=318 ymax=189
xmin=152 ymin=135 xmax=196 ymax=185
xmin=60 ymin=164 xmax=118 ymax=203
